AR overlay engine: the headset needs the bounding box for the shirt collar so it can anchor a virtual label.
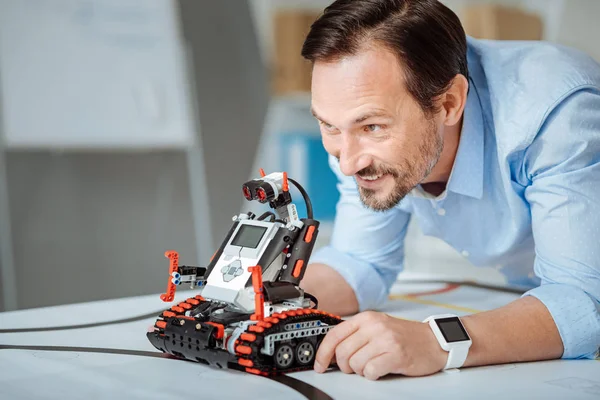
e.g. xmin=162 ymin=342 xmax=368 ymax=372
xmin=444 ymin=75 xmax=485 ymax=200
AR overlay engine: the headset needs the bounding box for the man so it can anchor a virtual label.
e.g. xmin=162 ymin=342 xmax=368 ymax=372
xmin=298 ymin=0 xmax=600 ymax=381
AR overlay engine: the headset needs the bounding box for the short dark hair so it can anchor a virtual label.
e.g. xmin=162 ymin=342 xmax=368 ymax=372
xmin=301 ymin=0 xmax=468 ymax=115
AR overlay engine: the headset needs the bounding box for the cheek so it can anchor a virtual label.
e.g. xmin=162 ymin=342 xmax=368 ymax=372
xmin=374 ymin=139 xmax=405 ymax=167
xmin=394 ymin=124 xmax=432 ymax=159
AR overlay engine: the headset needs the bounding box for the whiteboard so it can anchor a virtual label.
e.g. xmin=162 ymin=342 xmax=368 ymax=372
xmin=0 ymin=0 xmax=196 ymax=149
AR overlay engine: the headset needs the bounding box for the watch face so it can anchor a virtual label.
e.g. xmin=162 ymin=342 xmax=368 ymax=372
xmin=435 ymin=317 xmax=470 ymax=343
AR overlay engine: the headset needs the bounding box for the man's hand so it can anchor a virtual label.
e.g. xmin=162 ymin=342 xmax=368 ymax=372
xmin=314 ymin=311 xmax=447 ymax=380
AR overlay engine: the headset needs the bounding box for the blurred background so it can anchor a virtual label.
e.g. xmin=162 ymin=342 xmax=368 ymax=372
xmin=0 ymin=0 xmax=598 ymax=312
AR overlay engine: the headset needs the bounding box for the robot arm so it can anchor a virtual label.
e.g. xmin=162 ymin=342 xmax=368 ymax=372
xmin=160 ymin=251 xmax=208 ymax=302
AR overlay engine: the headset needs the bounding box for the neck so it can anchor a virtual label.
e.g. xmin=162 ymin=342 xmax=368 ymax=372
xmin=422 ymin=117 xmax=462 ymax=185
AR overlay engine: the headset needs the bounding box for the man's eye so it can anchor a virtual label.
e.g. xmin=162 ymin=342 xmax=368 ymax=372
xmin=365 ymin=124 xmax=382 ymax=132
xmin=320 ymin=121 xmax=335 ymax=130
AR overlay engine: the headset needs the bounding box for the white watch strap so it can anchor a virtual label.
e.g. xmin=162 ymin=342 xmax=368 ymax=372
xmin=445 ymin=344 xmax=469 ymax=369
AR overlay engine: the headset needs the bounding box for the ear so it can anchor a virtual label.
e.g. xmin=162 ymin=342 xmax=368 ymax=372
xmin=440 ymin=74 xmax=468 ymax=126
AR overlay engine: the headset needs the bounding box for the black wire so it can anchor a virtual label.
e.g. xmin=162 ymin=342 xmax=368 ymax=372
xmin=257 ymin=211 xmax=275 ymax=221
xmin=288 ymin=178 xmax=313 ymax=220
xmin=304 ymin=292 xmax=318 ymax=309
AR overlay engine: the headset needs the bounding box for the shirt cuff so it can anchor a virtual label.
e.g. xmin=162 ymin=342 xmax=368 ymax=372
xmin=523 ymin=283 xmax=600 ymax=359
xmin=310 ymin=245 xmax=389 ymax=312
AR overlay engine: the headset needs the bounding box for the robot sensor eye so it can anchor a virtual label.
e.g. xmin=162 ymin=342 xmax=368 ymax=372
xmin=242 ymin=185 xmax=253 ymax=201
xmin=256 ymin=188 xmax=267 ymax=203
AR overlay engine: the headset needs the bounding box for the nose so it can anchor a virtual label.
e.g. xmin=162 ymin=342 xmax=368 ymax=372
xmin=338 ymin=134 xmax=370 ymax=176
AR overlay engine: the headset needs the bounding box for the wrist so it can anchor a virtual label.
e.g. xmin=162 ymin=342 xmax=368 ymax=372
xmin=424 ymin=323 xmax=450 ymax=371
xmin=301 ymin=263 xmax=359 ymax=315
xmin=458 ymin=314 xmax=481 ymax=367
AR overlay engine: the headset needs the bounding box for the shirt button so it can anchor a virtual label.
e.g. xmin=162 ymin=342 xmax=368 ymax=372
xmin=437 ymin=208 xmax=446 ymax=216
xmin=461 ymin=250 xmax=469 ymax=257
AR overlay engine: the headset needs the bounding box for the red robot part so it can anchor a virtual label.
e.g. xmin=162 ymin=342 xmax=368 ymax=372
xmin=242 ymin=185 xmax=252 ymax=201
xmin=256 ymin=188 xmax=267 ymax=203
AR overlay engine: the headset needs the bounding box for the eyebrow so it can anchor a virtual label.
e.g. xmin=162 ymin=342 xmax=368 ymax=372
xmin=353 ymin=111 xmax=389 ymax=123
xmin=310 ymin=107 xmax=390 ymax=125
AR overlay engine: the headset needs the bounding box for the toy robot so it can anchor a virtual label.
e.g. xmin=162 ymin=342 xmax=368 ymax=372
xmin=147 ymin=169 xmax=342 ymax=376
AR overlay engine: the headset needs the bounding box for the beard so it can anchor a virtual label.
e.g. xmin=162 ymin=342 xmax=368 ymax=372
xmin=356 ymin=120 xmax=443 ymax=211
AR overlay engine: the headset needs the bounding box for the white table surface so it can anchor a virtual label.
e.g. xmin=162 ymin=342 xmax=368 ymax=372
xmin=1 ymin=280 xmax=599 ymax=400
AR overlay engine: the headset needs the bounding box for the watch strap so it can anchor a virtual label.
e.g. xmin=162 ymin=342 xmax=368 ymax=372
xmin=423 ymin=314 xmax=471 ymax=370
xmin=445 ymin=344 xmax=469 ymax=369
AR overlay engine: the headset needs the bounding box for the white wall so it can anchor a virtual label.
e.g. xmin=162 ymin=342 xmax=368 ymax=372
xmin=538 ymin=0 xmax=600 ymax=62
xmin=0 ymin=0 xmax=196 ymax=149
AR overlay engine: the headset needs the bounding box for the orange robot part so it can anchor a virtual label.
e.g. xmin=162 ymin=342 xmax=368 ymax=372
xmin=282 ymin=172 xmax=289 ymax=192
xmin=160 ymin=250 xmax=179 ymax=302
xmin=248 ymin=265 xmax=265 ymax=321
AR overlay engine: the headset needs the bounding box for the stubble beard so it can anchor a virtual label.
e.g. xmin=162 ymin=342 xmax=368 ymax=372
xmin=357 ymin=121 xmax=443 ymax=212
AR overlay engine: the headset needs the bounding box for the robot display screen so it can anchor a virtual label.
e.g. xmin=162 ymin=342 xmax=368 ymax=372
xmin=437 ymin=317 xmax=470 ymax=342
xmin=230 ymin=224 xmax=268 ymax=248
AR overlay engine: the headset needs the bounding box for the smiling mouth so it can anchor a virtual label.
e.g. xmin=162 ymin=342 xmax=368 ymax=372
xmin=360 ymin=174 xmax=383 ymax=181
xmin=356 ymin=173 xmax=388 ymax=187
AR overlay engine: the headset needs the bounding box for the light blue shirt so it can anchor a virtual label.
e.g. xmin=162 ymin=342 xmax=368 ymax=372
xmin=310 ymin=36 xmax=600 ymax=360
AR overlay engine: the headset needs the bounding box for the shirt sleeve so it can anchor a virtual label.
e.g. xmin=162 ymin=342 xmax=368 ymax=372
xmin=309 ymin=155 xmax=411 ymax=312
xmin=522 ymin=88 xmax=600 ymax=360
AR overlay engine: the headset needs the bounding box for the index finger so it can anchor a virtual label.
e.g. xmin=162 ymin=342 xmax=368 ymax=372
xmin=314 ymin=318 xmax=359 ymax=372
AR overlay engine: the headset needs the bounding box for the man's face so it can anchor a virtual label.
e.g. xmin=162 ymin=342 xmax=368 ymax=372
xmin=311 ymin=45 xmax=445 ymax=211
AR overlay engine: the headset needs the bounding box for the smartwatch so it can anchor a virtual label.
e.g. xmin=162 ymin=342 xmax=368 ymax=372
xmin=423 ymin=314 xmax=472 ymax=370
